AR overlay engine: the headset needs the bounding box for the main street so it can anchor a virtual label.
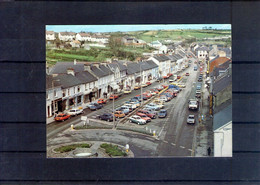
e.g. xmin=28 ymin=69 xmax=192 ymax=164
xmin=47 ymin=57 xmax=203 ymax=157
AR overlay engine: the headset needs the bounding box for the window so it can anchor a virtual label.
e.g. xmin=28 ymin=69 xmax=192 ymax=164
xmin=46 ymin=92 xmax=49 ymax=99
xmin=54 ymin=90 xmax=57 ymax=97
xmin=68 ymin=89 xmax=70 ymax=96
xmin=63 ymin=90 xmax=66 ymax=97
xmin=74 ymin=87 xmax=76 ymax=94
xmin=78 ymin=86 xmax=80 ymax=92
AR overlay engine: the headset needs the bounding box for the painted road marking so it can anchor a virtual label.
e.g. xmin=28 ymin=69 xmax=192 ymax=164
xmin=180 ymin=146 xmax=185 ymax=149
xmin=163 ymin=140 xmax=168 ymax=143
xmin=171 ymin=143 xmax=176 ymax=146
xmin=188 ymin=149 xmax=193 ymax=152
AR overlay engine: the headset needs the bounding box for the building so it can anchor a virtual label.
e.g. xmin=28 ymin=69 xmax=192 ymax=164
xmin=149 ymin=40 xmax=163 ymax=49
xmin=46 ymin=31 xmax=55 ymax=41
xmin=76 ymin=33 xmax=91 ymax=42
xmin=58 ymin=32 xmax=76 ymax=41
xmin=148 ymin=55 xmax=171 ymax=77
xmin=196 ymin=46 xmax=209 ymax=61
xmin=70 ymin=40 xmax=81 ymax=48
xmin=213 ymin=103 xmax=232 ymax=157
xmin=46 ymin=75 xmax=62 ymax=118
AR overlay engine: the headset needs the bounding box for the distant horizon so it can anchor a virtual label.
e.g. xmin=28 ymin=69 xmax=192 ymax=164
xmin=46 ymin=24 xmax=231 ymax=33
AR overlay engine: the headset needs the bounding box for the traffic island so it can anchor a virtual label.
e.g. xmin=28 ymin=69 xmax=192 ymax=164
xmin=47 ymin=141 xmax=134 ymax=158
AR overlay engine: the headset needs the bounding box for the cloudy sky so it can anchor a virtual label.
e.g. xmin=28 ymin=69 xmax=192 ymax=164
xmin=46 ymin=24 xmax=231 ymax=33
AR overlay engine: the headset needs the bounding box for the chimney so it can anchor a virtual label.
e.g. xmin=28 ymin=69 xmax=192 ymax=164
xmin=84 ymin=64 xmax=91 ymax=71
xmin=74 ymin=59 xmax=77 ymax=65
xmin=67 ymin=68 xmax=75 ymax=76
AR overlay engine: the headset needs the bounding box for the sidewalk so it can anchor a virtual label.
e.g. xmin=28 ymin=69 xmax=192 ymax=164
xmin=195 ymin=75 xmax=213 ymax=157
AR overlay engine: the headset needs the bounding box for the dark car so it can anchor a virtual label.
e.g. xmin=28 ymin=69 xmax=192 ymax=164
xmin=89 ymin=103 xmax=103 ymax=111
xmin=158 ymin=109 xmax=167 ymax=118
xmin=99 ymin=113 xmax=115 ymax=122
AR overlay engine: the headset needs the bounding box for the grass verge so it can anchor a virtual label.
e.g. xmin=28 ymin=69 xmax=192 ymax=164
xmin=100 ymin=143 xmax=127 ymax=157
xmin=74 ymin=125 xmax=113 ymax=130
xmin=54 ymin=143 xmax=91 ymax=153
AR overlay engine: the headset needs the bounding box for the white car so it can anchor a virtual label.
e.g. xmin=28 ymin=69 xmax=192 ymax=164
xmin=124 ymin=103 xmax=137 ymax=110
xmin=145 ymin=103 xmax=161 ymax=110
xmin=187 ymin=115 xmax=195 ymax=124
xmin=67 ymin=108 xmax=84 ymax=116
xmin=129 ymin=115 xmax=146 ymax=125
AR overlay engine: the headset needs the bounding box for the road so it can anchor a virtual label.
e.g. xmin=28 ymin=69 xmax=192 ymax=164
xmin=47 ymin=57 xmax=203 ymax=157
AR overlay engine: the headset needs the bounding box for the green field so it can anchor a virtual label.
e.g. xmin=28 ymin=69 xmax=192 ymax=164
xmin=46 ymin=29 xmax=231 ymax=66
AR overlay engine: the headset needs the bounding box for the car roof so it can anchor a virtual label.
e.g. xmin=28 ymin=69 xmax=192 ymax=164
xmin=188 ymin=115 xmax=195 ymax=117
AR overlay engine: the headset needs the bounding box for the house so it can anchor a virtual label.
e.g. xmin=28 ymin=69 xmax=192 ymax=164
xmin=52 ymin=70 xmax=83 ymax=111
xmin=196 ymin=46 xmax=209 ymax=61
xmin=174 ymin=54 xmax=185 ymax=71
xmin=75 ymin=70 xmax=98 ymax=104
xmin=122 ymin=36 xmax=137 ymax=44
xmin=108 ymin=61 xmax=128 ymax=90
xmin=125 ymin=62 xmax=142 ymax=88
xmin=140 ymin=60 xmax=159 ymax=82
xmin=159 ymin=45 xmax=168 ymax=54
xmin=46 ymin=75 xmax=62 ymax=118
xmin=213 ymin=103 xmax=232 ymax=157
xmin=149 ymin=40 xmax=163 ymax=49
xmin=46 ymin=31 xmax=55 ymax=41
xmin=166 ymin=55 xmax=178 ymax=73
xmin=90 ymin=34 xmax=110 ymax=44
xmin=209 ymin=57 xmax=231 ymax=74
xmin=148 ymin=55 xmax=171 ymax=77
xmin=49 ymin=61 xmax=85 ymax=75
xmin=58 ymin=32 xmax=76 ymax=41
xmin=70 ymin=40 xmax=81 ymax=48
xmin=76 ymin=33 xmax=91 ymax=42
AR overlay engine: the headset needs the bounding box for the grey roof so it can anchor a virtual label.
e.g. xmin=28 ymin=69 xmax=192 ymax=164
xmin=53 ymin=74 xmax=82 ymax=89
xmin=195 ymin=46 xmax=209 ymax=52
xmin=99 ymin=65 xmax=113 ymax=76
xmin=146 ymin=60 xmax=159 ymax=69
xmin=213 ymin=104 xmax=232 ymax=130
xmin=213 ymin=74 xmax=232 ymax=95
xmin=166 ymin=55 xmax=177 ymax=61
xmin=91 ymin=66 xmax=106 ymax=78
xmin=75 ymin=71 xmax=98 ymax=84
xmin=108 ymin=62 xmax=127 ymax=72
xmin=49 ymin=62 xmax=85 ymax=74
xmin=46 ymin=75 xmax=61 ymax=89
xmin=167 ymin=45 xmax=175 ymax=50
xmin=219 ymin=48 xmax=232 ymax=58
xmin=174 ymin=54 xmax=183 ymax=60
xmin=126 ymin=62 xmax=141 ymax=75
xmin=153 ymin=55 xmax=170 ymax=62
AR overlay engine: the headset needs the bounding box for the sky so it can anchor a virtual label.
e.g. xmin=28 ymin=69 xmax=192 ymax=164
xmin=46 ymin=24 xmax=231 ymax=33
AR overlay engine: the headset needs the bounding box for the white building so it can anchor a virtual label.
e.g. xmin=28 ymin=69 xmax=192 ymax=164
xmin=76 ymin=33 xmax=91 ymax=41
xmin=148 ymin=55 xmax=171 ymax=77
xmin=196 ymin=46 xmax=209 ymax=61
xmin=213 ymin=104 xmax=232 ymax=157
xmin=148 ymin=40 xmax=163 ymax=49
xmin=46 ymin=31 xmax=55 ymax=41
xmin=58 ymin=32 xmax=76 ymax=41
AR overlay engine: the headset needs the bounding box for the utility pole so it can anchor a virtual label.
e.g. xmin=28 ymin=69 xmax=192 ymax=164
xmin=113 ymin=89 xmax=115 ymax=129
xmin=140 ymin=63 xmax=143 ymax=106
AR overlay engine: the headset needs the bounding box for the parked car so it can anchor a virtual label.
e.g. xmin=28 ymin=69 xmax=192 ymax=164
xmin=137 ymin=110 xmax=156 ymax=119
xmin=146 ymin=81 xmax=152 ymax=86
xmin=97 ymin=98 xmax=107 ymax=104
xmin=127 ymin=101 xmax=140 ymax=108
xmin=138 ymin=113 xmax=152 ymax=123
xmin=114 ymin=111 xmax=125 ymax=118
xmin=159 ymin=95 xmax=169 ymax=102
xmin=187 ymin=115 xmax=195 ymax=124
xmin=55 ymin=113 xmax=71 ymax=122
xmin=134 ymin=85 xmax=141 ymax=90
xmin=124 ymin=103 xmax=137 ymax=110
xmin=156 ymin=86 xmax=164 ymax=91
xmin=195 ymin=90 xmax=201 ymax=98
xmin=67 ymin=108 xmax=84 ymax=116
xmin=157 ymin=77 xmax=163 ymax=82
xmin=145 ymin=103 xmax=161 ymax=111
xmin=177 ymin=75 xmax=181 ymax=79
xmin=123 ymin=89 xmax=132 ymax=94
xmin=109 ymin=94 xmax=119 ymax=100
xmin=162 ymin=84 xmax=168 ymax=89
xmin=99 ymin=113 xmax=115 ymax=122
xmin=178 ymin=83 xmax=186 ymax=88
xmin=141 ymin=83 xmax=148 ymax=88
xmin=196 ymin=84 xmax=202 ymax=90
xmin=129 ymin=115 xmax=146 ymax=125
xmin=89 ymin=103 xmax=103 ymax=111
xmin=158 ymin=109 xmax=167 ymax=118
xmin=144 ymin=92 xmax=152 ymax=98
xmin=116 ymin=106 xmax=130 ymax=115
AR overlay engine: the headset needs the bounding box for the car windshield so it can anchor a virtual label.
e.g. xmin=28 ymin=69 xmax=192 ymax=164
xmin=160 ymin=110 xmax=166 ymax=113
xmin=189 ymin=115 xmax=194 ymax=119
xmin=190 ymin=101 xmax=197 ymax=105
xmin=70 ymin=110 xmax=76 ymax=112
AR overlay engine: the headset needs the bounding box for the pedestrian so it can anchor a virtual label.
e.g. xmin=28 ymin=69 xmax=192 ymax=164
xmin=207 ymin=147 xmax=211 ymax=156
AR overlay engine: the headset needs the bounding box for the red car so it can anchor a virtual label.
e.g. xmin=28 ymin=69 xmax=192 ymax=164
xmin=97 ymin=98 xmax=107 ymax=104
xmin=146 ymin=81 xmax=152 ymax=86
xmin=137 ymin=110 xmax=156 ymax=119
xmin=186 ymin=73 xmax=190 ymax=76
xmin=143 ymin=92 xmax=152 ymax=98
xmin=162 ymin=84 xmax=168 ymax=89
xmin=55 ymin=113 xmax=71 ymax=122
xmin=109 ymin=94 xmax=119 ymax=100
xmin=163 ymin=76 xmax=168 ymax=79
xmin=177 ymin=75 xmax=181 ymax=79
xmin=167 ymin=73 xmax=173 ymax=77
xmin=137 ymin=113 xmax=152 ymax=122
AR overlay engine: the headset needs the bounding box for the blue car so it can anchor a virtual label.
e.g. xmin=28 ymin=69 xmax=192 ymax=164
xmin=158 ymin=109 xmax=167 ymax=118
xmin=89 ymin=103 xmax=103 ymax=111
